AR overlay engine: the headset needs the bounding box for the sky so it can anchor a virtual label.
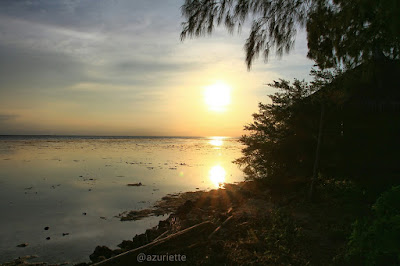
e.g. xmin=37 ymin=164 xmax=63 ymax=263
xmin=0 ymin=0 xmax=314 ymax=137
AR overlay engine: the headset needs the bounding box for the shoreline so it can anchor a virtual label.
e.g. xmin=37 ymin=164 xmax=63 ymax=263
xmin=3 ymin=178 xmax=364 ymax=265
xmin=2 ymin=181 xmax=261 ymax=265
xmin=85 ymin=181 xmax=268 ymax=265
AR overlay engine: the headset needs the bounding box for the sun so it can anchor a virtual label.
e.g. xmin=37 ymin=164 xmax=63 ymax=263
xmin=204 ymin=81 xmax=231 ymax=112
xmin=209 ymin=165 xmax=226 ymax=188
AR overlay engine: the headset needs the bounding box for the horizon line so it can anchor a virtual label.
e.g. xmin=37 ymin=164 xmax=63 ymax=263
xmin=0 ymin=134 xmax=239 ymax=138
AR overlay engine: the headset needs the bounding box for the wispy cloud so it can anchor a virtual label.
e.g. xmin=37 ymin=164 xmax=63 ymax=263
xmin=0 ymin=114 xmax=18 ymax=121
xmin=0 ymin=0 xmax=313 ymax=136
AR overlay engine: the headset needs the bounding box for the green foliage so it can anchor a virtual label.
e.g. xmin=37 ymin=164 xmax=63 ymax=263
xmin=307 ymin=0 xmax=400 ymax=69
xmin=345 ymin=186 xmax=400 ymax=265
xmin=234 ymin=77 xmax=318 ymax=183
xmin=181 ymin=0 xmax=400 ymax=69
xmin=260 ymin=208 xmax=307 ymax=264
xmin=181 ymin=0 xmax=308 ymax=69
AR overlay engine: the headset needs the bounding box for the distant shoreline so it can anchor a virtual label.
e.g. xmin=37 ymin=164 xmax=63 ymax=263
xmin=0 ymin=135 xmax=239 ymax=139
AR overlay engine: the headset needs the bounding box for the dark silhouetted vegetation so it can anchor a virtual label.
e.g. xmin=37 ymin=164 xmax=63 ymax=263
xmin=181 ymin=1 xmax=400 ymax=264
xmin=343 ymin=186 xmax=400 ymax=265
xmin=234 ymin=77 xmax=318 ymax=184
xmin=181 ymin=0 xmax=400 ymax=69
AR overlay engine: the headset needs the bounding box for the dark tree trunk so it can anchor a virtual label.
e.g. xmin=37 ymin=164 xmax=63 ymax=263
xmin=309 ymin=102 xmax=325 ymax=201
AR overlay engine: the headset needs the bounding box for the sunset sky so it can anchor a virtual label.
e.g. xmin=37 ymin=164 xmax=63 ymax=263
xmin=0 ymin=0 xmax=314 ymax=137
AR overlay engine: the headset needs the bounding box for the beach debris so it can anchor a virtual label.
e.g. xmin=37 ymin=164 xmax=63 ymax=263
xmin=46 ymin=237 xmax=50 ymax=240
xmin=127 ymin=182 xmax=142 ymax=187
xmin=24 ymin=186 xmax=33 ymax=190
xmin=90 ymin=246 xmax=114 ymax=263
xmin=117 ymin=191 xmax=206 ymax=221
xmin=90 ymin=221 xmax=214 ymax=265
xmin=176 ymin=200 xmax=194 ymax=215
xmin=100 ymin=216 xmax=107 ymax=220
xmin=44 ymin=226 xmax=49 ymax=230
xmin=152 ymin=230 xmax=169 ymax=241
xmin=208 ymin=215 xmax=234 ymax=239
xmin=117 ymin=209 xmax=153 ymax=221
xmin=83 ymin=212 xmax=87 ymax=215
xmin=86 ymin=181 xmax=278 ymax=265
xmin=62 ymin=233 xmax=69 ymax=236
xmin=1 ymin=255 xmax=40 ymax=265
xmin=16 ymin=243 xmax=28 ymax=247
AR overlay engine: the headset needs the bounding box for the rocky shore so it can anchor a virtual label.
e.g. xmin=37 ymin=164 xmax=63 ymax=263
xmin=84 ymin=181 xmax=272 ymax=265
xmin=3 ymin=179 xmax=360 ymax=265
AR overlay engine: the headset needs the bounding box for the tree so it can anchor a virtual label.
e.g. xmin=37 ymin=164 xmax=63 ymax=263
xmin=181 ymin=0 xmax=400 ymax=69
xmin=234 ymin=68 xmax=339 ymax=185
xmin=234 ymin=78 xmax=318 ymax=184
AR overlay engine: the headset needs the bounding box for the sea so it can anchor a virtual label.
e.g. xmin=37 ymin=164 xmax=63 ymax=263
xmin=0 ymin=136 xmax=245 ymax=264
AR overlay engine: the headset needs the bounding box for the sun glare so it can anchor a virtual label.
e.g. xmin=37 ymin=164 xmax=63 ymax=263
xmin=209 ymin=136 xmax=226 ymax=148
xmin=209 ymin=165 xmax=226 ymax=188
xmin=204 ymin=81 xmax=231 ymax=112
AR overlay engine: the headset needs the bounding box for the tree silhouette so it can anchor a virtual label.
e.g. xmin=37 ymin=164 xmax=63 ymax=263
xmin=181 ymin=0 xmax=400 ymax=69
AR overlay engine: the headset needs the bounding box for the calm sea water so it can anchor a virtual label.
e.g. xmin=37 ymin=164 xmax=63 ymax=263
xmin=0 ymin=136 xmax=244 ymax=264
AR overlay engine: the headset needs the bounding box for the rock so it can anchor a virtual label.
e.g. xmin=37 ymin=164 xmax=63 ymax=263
xmin=46 ymin=237 xmax=50 ymax=240
xmin=82 ymin=212 xmax=87 ymax=215
xmin=90 ymin=246 xmax=114 ymax=263
xmin=176 ymin=200 xmax=194 ymax=215
xmin=158 ymin=220 xmax=169 ymax=229
xmin=131 ymin=233 xmax=149 ymax=247
xmin=16 ymin=243 xmax=28 ymax=247
xmin=117 ymin=240 xmax=135 ymax=250
xmin=119 ymin=209 xmax=153 ymax=221
xmin=44 ymin=226 xmax=49 ymax=230
xmin=127 ymin=182 xmax=142 ymax=186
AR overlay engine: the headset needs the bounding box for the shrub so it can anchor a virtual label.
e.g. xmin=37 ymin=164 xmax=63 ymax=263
xmin=345 ymin=185 xmax=400 ymax=265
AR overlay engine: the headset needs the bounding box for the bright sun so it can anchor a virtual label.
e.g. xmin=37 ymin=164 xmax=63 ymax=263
xmin=204 ymin=81 xmax=231 ymax=112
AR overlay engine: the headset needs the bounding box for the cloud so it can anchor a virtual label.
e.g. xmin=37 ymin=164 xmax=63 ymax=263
xmin=0 ymin=0 xmax=313 ymax=136
xmin=0 ymin=114 xmax=18 ymax=121
xmin=0 ymin=44 xmax=87 ymax=92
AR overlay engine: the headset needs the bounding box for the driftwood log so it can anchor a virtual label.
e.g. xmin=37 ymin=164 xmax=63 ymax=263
xmin=208 ymin=215 xmax=234 ymax=239
xmin=93 ymin=221 xmax=214 ymax=265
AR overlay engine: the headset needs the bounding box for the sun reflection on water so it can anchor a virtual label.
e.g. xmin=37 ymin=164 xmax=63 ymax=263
xmin=209 ymin=165 xmax=226 ymax=188
xmin=208 ymin=136 xmax=226 ymax=148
